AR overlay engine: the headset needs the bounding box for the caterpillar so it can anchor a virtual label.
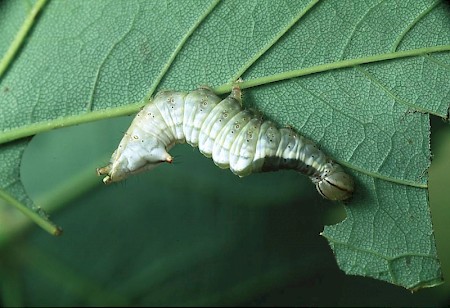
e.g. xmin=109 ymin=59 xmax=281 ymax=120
xmin=97 ymin=85 xmax=354 ymax=201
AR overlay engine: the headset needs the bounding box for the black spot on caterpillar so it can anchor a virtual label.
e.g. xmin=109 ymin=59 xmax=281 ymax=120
xmin=97 ymin=85 xmax=354 ymax=201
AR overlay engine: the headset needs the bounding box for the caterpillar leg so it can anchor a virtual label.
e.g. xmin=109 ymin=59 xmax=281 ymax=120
xmin=197 ymin=85 xmax=214 ymax=91
xmin=230 ymin=82 xmax=242 ymax=106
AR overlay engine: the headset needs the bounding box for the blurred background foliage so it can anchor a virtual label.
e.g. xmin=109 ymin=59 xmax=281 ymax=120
xmin=0 ymin=112 xmax=448 ymax=306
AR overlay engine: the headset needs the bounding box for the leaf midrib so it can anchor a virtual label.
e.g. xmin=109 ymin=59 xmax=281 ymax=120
xmin=2 ymin=45 xmax=449 ymax=140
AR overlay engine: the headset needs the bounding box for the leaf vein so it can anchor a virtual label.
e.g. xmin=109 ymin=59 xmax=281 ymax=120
xmin=144 ymin=0 xmax=221 ymax=101
xmin=232 ymin=0 xmax=320 ymax=80
xmin=324 ymin=237 xmax=440 ymax=262
xmin=354 ymin=65 xmax=441 ymax=116
xmin=391 ymin=0 xmax=442 ymax=52
xmin=86 ymin=5 xmax=139 ymax=111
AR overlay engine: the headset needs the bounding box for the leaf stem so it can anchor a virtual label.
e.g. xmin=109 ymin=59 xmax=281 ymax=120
xmin=214 ymin=44 xmax=450 ymax=94
xmin=0 ymin=189 xmax=62 ymax=236
xmin=0 ymin=157 xmax=107 ymax=246
xmin=0 ymin=0 xmax=48 ymax=79
xmin=0 ymin=102 xmax=143 ymax=144
xmin=1 ymin=45 xmax=449 ymax=145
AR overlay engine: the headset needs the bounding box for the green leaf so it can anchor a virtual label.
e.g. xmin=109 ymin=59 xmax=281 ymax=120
xmin=1 ymin=0 xmax=449 ymax=292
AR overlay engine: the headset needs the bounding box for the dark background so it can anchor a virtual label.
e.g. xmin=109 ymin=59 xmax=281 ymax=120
xmin=0 ymin=115 xmax=448 ymax=306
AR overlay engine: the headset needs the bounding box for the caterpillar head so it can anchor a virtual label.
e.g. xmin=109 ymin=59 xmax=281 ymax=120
xmin=315 ymin=163 xmax=354 ymax=201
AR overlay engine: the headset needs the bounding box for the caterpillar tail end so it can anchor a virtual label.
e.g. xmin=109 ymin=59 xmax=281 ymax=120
xmin=96 ymin=165 xmax=113 ymax=185
xmin=102 ymin=176 xmax=112 ymax=184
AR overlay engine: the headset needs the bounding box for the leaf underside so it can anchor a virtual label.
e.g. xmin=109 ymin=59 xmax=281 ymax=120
xmin=1 ymin=0 xmax=449 ymax=291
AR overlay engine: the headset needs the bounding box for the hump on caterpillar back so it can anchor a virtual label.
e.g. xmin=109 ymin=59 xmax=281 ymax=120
xmin=315 ymin=163 xmax=354 ymax=201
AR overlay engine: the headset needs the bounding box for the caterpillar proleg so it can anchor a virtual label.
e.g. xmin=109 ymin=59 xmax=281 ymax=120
xmin=97 ymin=85 xmax=354 ymax=201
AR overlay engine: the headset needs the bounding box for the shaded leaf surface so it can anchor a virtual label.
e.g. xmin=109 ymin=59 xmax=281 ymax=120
xmin=1 ymin=0 xmax=449 ymax=292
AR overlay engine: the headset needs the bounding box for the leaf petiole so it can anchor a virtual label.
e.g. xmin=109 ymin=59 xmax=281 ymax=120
xmin=0 ymin=189 xmax=62 ymax=236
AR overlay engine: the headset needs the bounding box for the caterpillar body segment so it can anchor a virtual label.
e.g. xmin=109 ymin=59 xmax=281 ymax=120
xmin=97 ymin=86 xmax=354 ymax=201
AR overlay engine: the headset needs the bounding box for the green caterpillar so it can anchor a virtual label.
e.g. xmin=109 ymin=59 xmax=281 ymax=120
xmin=97 ymin=85 xmax=354 ymax=201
